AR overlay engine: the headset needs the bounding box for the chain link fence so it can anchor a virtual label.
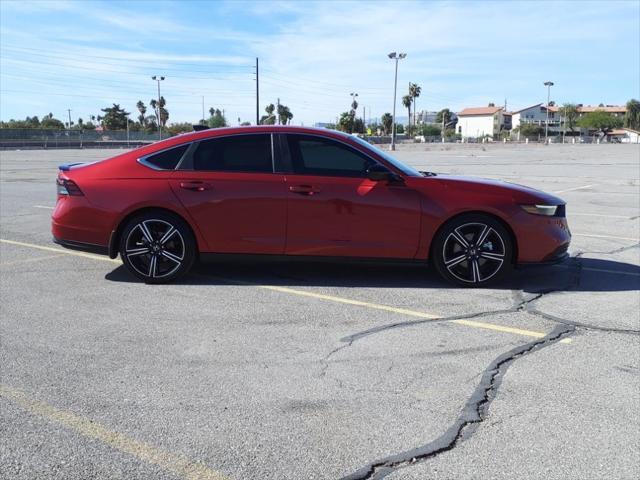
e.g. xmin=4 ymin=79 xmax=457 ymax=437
xmin=0 ymin=129 xmax=160 ymax=149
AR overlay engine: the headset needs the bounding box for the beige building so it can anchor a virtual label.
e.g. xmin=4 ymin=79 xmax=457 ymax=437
xmin=456 ymin=107 xmax=510 ymax=139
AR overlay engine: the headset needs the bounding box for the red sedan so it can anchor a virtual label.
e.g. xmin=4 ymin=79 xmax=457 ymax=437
xmin=52 ymin=126 xmax=571 ymax=286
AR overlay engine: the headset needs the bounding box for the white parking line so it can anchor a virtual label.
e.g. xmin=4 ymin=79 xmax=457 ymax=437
xmin=570 ymin=213 xmax=633 ymax=219
xmin=573 ymin=233 xmax=639 ymax=241
xmin=554 ymin=184 xmax=595 ymax=194
xmin=33 ymin=205 xmax=54 ymax=210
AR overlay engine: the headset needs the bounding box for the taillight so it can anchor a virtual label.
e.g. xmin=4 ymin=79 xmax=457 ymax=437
xmin=57 ymin=178 xmax=84 ymax=196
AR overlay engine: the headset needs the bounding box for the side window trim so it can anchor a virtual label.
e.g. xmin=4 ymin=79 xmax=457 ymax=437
xmin=285 ymin=133 xmax=385 ymax=178
xmin=137 ymin=143 xmax=190 ymax=171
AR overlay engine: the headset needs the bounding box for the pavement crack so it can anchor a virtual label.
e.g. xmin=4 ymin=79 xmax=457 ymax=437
xmin=339 ymin=324 xmax=575 ymax=480
xmin=339 ymin=308 xmax=515 ymax=346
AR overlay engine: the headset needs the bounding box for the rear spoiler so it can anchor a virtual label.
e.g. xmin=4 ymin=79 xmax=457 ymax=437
xmin=58 ymin=162 xmax=96 ymax=171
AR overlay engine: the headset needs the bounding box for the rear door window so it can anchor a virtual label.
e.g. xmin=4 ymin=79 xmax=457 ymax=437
xmin=192 ymin=134 xmax=273 ymax=173
xmin=143 ymin=144 xmax=189 ymax=170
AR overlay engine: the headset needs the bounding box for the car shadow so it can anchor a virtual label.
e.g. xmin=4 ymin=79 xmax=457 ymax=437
xmin=105 ymin=256 xmax=640 ymax=293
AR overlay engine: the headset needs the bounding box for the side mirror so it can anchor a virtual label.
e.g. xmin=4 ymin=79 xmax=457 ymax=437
xmin=367 ymin=164 xmax=402 ymax=183
xmin=367 ymin=164 xmax=392 ymax=181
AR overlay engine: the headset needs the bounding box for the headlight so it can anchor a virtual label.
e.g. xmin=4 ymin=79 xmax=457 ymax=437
xmin=520 ymin=204 xmax=558 ymax=216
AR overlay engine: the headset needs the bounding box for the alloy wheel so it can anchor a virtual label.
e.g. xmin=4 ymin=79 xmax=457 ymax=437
xmin=124 ymin=219 xmax=185 ymax=279
xmin=442 ymin=222 xmax=506 ymax=284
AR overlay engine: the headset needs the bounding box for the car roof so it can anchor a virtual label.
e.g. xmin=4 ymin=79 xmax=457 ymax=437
xmin=152 ymin=125 xmax=356 ymax=150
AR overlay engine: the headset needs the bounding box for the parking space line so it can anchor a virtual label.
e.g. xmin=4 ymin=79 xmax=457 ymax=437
xmin=572 ymin=233 xmax=639 ymax=241
xmin=570 ymin=213 xmax=633 ymax=219
xmin=259 ymin=285 xmax=441 ymax=319
xmin=33 ymin=205 xmax=55 ymax=210
xmin=0 ymin=238 xmax=120 ymax=264
xmin=0 ymin=384 xmax=230 ymax=480
xmin=258 ymin=285 xmax=571 ymax=343
xmin=0 ymin=253 xmax=66 ymax=267
xmin=1 ymin=238 xmax=571 ymax=343
xmin=553 ymin=184 xmax=595 ymax=194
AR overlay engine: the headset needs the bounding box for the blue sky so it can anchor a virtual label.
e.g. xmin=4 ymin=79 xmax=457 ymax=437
xmin=1 ymin=0 xmax=638 ymax=126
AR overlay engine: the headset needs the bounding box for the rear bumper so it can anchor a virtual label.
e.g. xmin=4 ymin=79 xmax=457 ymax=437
xmin=53 ymin=236 xmax=109 ymax=256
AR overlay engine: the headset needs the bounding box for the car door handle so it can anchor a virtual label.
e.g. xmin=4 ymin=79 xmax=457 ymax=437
xmin=289 ymin=185 xmax=320 ymax=196
xmin=180 ymin=181 xmax=211 ymax=192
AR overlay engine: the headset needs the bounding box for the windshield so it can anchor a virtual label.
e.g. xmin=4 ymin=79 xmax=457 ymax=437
xmin=350 ymin=136 xmax=422 ymax=177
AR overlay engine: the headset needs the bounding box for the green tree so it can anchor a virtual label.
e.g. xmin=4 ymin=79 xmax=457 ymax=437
xmin=561 ymin=103 xmax=579 ymax=133
xmin=277 ymin=104 xmax=293 ymax=125
xmin=158 ymin=96 xmax=169 ymax=127
xmin=100 ymin=104 xmax=129 ymax=130
xmin=337 ymin=111 xmax=355 ymax=133
xmin=435 ymin=108 xmax=452 ymax=125
xmin=577 ymin=110 xmax=623 ymax=133
xmin=260 ymin=104 xmax=276 ymax=125
xmin=166 ymin=122 xmax=193 ymax=136
xmin=624 ymin=99 xmax=640 ymax=130
xmin=514 ymin=123 xmax=544 ymax=138
xmin=419 ymin=124 xmax=441 ymax=136
xmin=40 ymin=115 xmax=65 ymax=129
xmin=381 ymin=113 xmax=393 ymax=135
xmin=409 ymin=83 xmax=421 ymax=127
xmin=207 ymin=108 xmax=227 ymax=128
xmin=402 ymin=95 xmax=412 ymax=133
xmin=136 ymin=101 xmax=147 ymax=126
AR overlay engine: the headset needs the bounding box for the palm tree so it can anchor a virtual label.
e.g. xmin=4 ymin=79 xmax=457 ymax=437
xmin=409 ymin=83 xmax=421 ymax=128
xmin=158 ymin=96 xmax=169 ymax=126
xmin=136 ymin=101 xmax=147 ymax=126
xmin=402 ymin=95 xmax=412 ymax=133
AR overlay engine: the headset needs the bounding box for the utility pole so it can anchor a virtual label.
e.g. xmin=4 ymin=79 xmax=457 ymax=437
xmin=201 ymin=96 xmax=205 ymax=124
xmin=562 ymin=104 xmax=567 ymax=144
xmin=276 ymin=98 xmax=280 ymax=125
xmin=125 ymin=113 xmax=130 ymax=147
xmin=350 ymin=92 xmax=358 ymax=132
xmin=255 ymin=57 xmax=260 ymax=125
xmin=544 ymin=81 xmax=554 ymax=144
xmin=67 ymin=109 xmax=72 ymax=129
xmin=151 ymin=75 xmax=165 ymax=140
xmin=388 ymin=52 xmax=406 ymax=151
xmin=442 ymin=111 xmax=445 ymax=143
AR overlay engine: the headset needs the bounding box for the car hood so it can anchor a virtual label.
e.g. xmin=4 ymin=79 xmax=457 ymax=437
xmin=419 ymin=174 xmax=565 ymax=205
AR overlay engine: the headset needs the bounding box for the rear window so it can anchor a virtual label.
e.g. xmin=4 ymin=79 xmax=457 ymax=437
xmin=193 ymin=134 xmax=273 ymax=173
xmin=144 ymin=144 xmax=189 ymax=170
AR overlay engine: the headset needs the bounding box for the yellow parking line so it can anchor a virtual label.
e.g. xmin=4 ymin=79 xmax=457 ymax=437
xmin=259 ymin=285 xmax=440 ymax=319
xmin=261 ymin=285 xmax=571 ymax=344
xmin=0 ymin=238 xmax=120 ymax=264
xmin=1 ymin=238 xmax=571 ymax=343
xmin=0 ymin=253 xmax=66 ymax=267
xmin=0 ymin=384 xmax=230 ymax=480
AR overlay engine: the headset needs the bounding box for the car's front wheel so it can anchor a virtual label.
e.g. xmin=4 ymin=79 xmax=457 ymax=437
xmin=119 ymin=211 xmax=196 ymax=284
xmin=432 ymin=214 xmax=513 ymax=286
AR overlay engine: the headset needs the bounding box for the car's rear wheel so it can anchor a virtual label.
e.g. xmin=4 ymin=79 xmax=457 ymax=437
xmin=119 ymin=211 xmax=196 ymax=284
xmin=432 ymin=214 xmax=513 ymax=286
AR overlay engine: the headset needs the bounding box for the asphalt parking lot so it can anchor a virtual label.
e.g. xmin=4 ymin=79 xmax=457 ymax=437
xmin=1 ymin=143 xmax=639 ymax=480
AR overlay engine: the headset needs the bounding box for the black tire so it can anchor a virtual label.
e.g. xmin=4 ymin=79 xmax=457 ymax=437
xmin=432 ymin=213 xmax=513 ymax=287
xmin=119 ymin=211 xmax=196 ymax=284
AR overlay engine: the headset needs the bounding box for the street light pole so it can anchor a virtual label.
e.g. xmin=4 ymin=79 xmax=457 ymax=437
xmin=152 ymin=75 xmax=165 ymax=140
xmin=388 ymin=52 xmax=406 ymax=151
xmin=544 ymin=81 xmax=554 ymax=144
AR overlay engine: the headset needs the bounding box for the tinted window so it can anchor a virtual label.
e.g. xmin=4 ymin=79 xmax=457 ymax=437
xmin=288 ymin=135 xmax=374 ymax=177
xmin=145 ymin=144 xmax=189 ymax=170
xmin=193 ymin=134 xmax=272 ymax=172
